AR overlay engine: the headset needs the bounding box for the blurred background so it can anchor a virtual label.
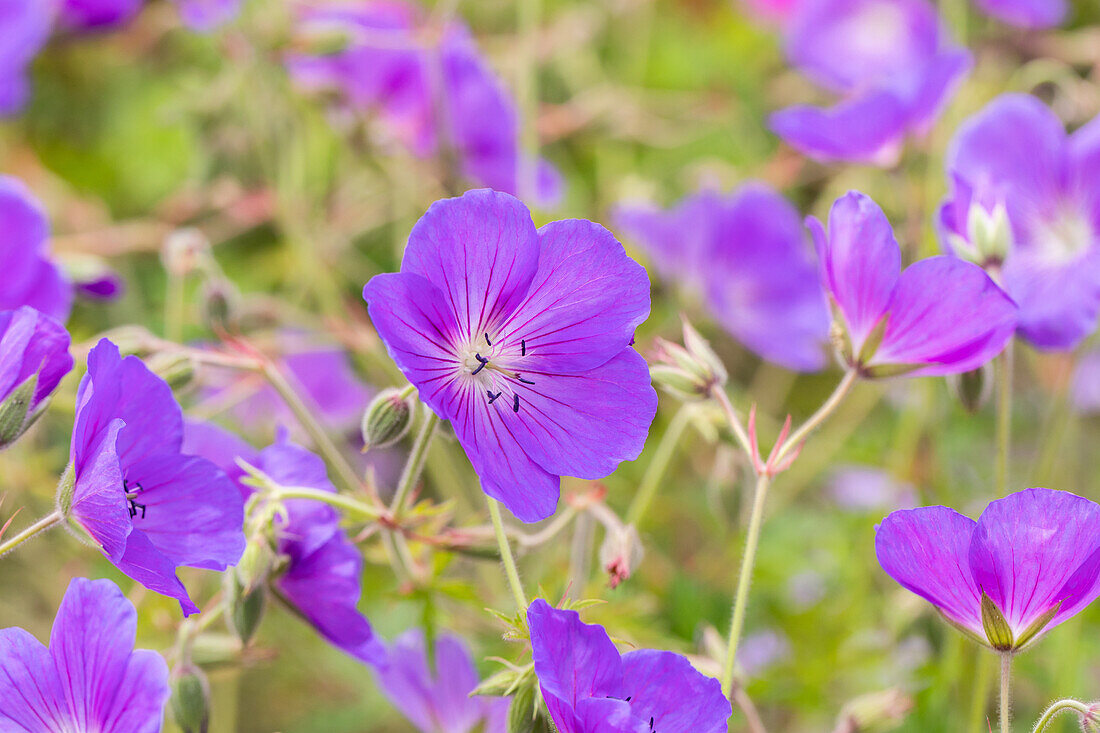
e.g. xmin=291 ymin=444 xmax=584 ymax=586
xmin=2 ymin=0 xmax=1100 ymax=731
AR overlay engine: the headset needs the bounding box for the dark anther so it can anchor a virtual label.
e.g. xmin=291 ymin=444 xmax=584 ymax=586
xmin=649 ymin=718 xmax=655 ymax=731
xmin=485 ymin=333 xmax=492 ymax=346
xmin=625 ymin=696 xmax=632 ymax=702
xmin=512 ymin=395 xmax=520 ymax=413
xmin=521 ymin=339 xmax=527 ymax=355
xmin=516 ymin=375 xmax=535 ymax=385
xmin=487 ymin=390 xmax=502 ymax=404
xmin=128 ymin=499 xmax=147 ymax=519
xmin=471 ymin=353 xmax=489 ymax=375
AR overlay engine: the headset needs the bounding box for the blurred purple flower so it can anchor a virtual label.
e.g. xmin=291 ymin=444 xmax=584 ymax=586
xmin=0 ymin=0 xmax=53 ymax=114
xmin=939 ymin=94 xmax=1100 ymax=350
xmin=974 ymin=0 xmax=1066 ymax=27
xmin=363 ymin=189 xmax=656 ymax=522
xmin=287 ymin=1 xmax=561 ymax=204
xmin=0 ymin=306 xmax=73 ymax=447
xmin=0 ymin=578 xmax=169 ymax=732
xmin=740 ymin=0 xmax=801 ymax=24
xmin=614 ymin=184 xmax=830 ymax=371
xmin=876 ymin=488 xmax=1100 ymax=651
xmin=738 ymin=629 xmax=791 ymax=678
xmin=63 ymin=339 xmax=245 ymax=615
xmin=1072 ymin=349 xmax=1100 ymax=415
xmin=527 ymin=599 xmax=731 ymax=732
xmin=376 ymin=629 xmax=509 ymax=732
xmin=827 ymin=465 xmax=917 ymax=512
xmin=0 ymin=175 xmax=73 ymax=322
xmin=811 ymin=190 xmax=1016 ymax=377
xmin=253 ymin=436 xmax=385 ymax=665
xmin=59 ymin=0 xmax=143 ymax=29
xmin=770 ymin=0 xmax=970 ymax=165
xmin=175 ymin=0 xmax=239 ymax=30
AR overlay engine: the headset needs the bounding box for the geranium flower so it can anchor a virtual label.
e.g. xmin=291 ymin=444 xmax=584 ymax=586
xmin=973 ymin=0 xmax=1065 ymax=27
xmin=60 ymin=339 xmax=245 ymax=615
xmin=876 ymin=488 xmax=1100 ymax=651
xmin=376 ymin=630 xmax=508 ymax=732
xmin=0 ymin=175 xmax=72 ymax=322
xmin=770 ymin=0 xmax=970 ymax=165
xmin=286 ymin=1 xmax=561 ymax=204
xmin=812 ymin=191 xmax=1016 ymax=377
xmin=0 ymin=577 xmax=169 ymax=732
xmin=939 ymin=94 xmax=1100 ymax=350
xmin=363 ymin=189 xmax=656 ymax=522
xmin=0 ymin=2 xmax=52 ymax=114
xmin=60 ymin=0 xmax=239 ymax=30
xmin=527 ymin=599 xmax=731 ymax=732
xmin=614 ymin=184 xmax=830 ymax=371
xmin=0 ymin=306 xmax=73 ymax=449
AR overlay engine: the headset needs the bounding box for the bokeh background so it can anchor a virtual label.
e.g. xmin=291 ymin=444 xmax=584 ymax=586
xmin=2 ymin=0 xmax=1100 ymax=731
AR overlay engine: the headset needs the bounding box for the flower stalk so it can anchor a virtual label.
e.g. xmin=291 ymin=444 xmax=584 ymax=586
xmin=486 ymin=495 xmax=528 ymax=612
xmin=995 ymin=343 xmax=1014 ymax=496
xmin=1000 ymin=653 xmax=1012 ymax=733
xmin=626 ymin=403 xmax=692 ymax=526
xmin=1031 ymin=699 xmax=1093 ymax=732
xmin=0 ymin=510 xmax=63 ymax=558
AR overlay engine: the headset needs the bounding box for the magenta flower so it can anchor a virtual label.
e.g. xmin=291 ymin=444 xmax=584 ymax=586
xmin=175 ymin=0 xmax=239 ymax=30
xmin=770 ymin=0 xmax=970 ymax=166
xmin=287 ymin=1 xmax=561 ymax=204
xmin=0 ymin=2 xmax=52 ymax=114
xmin=614 ymin=184 xmax=830 ymax=371
xmin=60 ymin=0 xmax=239 ymax=30
xmin=0 ymin=175 xmax=73 ymax=322
xmin=363 ymin=189 xmax=656 ymax=522
xmin=811 ymin=191 xmax=1016 ymax=377
xmin=974 ymin=0 xmax=1065 ymax=27
xmin=527 ymin=599 xmax=731 ymax=732
xmin=939 ymin=94 xmax=1100 ymax=350
xmin=63 ymin=339 xmax=245 ymax=615
xmin=182 ymin=418 xmax=257 ymax=498
xmin=376 ymin=630 xmax=509 ymax=732
xmin=252 ymin=436 xmax=385 ymax=665
xmin=876 ymin=488 xmax=1100 ymax=651
xmin=0 ymin=306 xmax=73 ymax=448
xmin=0 ymin=578 xmax=169 ymax=732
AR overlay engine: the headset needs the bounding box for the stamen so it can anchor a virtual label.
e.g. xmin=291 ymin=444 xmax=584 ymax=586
xmin=485 ymin=333 xmax=492 ymax=346
xmin=512 ymin=395 xmax=520 ymax=413
xmin=487 ymin=390 xmax=502 ymax=404
xmin=521 ymin=339 xmax=526 ymax=355
xmin=516 ymin=375 xmax=535 ymax=385
xmin=471 ymin=353 xmax=489 ymax=375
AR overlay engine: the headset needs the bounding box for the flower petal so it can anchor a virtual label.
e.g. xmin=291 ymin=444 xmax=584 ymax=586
xmin=974 ymin=0 xmax=1066 ymax=27
xmin=770 ymin=92 xmax=910 ymax=166
xmin=1001 ymin=249 xmax=1100 ymax=350
xmin=401 ymin=189 xmax=540 ymax=339
xmin=97 ymin=649 xmax=170 ymax=733
xmin=69 ymin=417 xmax=131 ymax=562
xmin=875 ymin=506 xmax=983 ymax=637
xmin=496 ymin=219 xmax=650 ymax=373
xmin=969 ymin=488 xmax=1100 ymax=636
xmin=904 ymin=49 xmax=972 ymax=136
xmin=0 ymin=628 xmax=65 ymax=731
xmin=808 ymin=191 xmax=901 ymax=350
xmin=872 ymin=256 xmax=1016 ymax=375
xmin=111 ymin=529 xmax=199 ymax=616
xmin=620 ymin=650 xmax=731 ymax=733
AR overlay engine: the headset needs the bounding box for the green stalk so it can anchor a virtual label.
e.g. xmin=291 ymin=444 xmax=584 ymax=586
xmin=625 ymin=404 xmax=692 ymax=526
xmin=487 ymin=496 xmax=528 ymax=612
xmin=0 ymin=511 xmax=63 ymax=558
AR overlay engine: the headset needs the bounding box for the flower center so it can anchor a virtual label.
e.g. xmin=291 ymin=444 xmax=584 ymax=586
xmin=457 ymin=332 xmax=534 ymax=413
xmin=123 ymin=478 xmax=147 ymax=520
xmin=1032 ymin=206 xmax=1095 ymax=265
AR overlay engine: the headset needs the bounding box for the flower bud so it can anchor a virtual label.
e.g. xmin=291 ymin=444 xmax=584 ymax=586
xmin=361 ymin=388 xmax=414 ymax=449
xmin=201 ymin=277 xmax=241 ymax=333
xmin=225 ymin=542 xmax=270 ymax=646
xmin=951 ymin=201 xmax=1012 ymax=269
xmin=599 ymin=523 xmax=643 ymax=589
xmin=947 ymin=364 xmax=992 ymax=414
xmin=144 ymin=352 xmax=197 ymax=391
xmin=0 ymin=308 xmax=73 ymax=450
xmin=1080 ymin=702 xmax=1100 ymax=732
xmin=507 ymin=679 xmax=550 ymax=733
xmin=170 ymin=664 xmax=211 ymax=733
xmin=833 ymin=687 xmax=912 ymax=732
xmin=162 ymin=228 xmax=210 ymax=277
xmin=651 ymin=319 xmax=727 ymax=400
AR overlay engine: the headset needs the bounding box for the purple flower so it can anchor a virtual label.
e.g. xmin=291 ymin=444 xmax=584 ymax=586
xmin=363 ymin=189 xmax=656 ymax=522
xmin=252 ymin=436 xmax=385 ymax=665
xmin=175 ymin=0 xmax=239 ymax=30
xmin=827 ymin=465 xmax=917 ymax=512
xmin=376 ymin=629 xmax=509 ymax=732
xmin=0 ymin=175 xmax=73 ymax=322
xmin=614 ymin=184 xmax=830 ymax=371
xmin=527 ymin=599 xmax=731 ymax=732
xmin=0 ymin=1 xmax=52 ymax=114
xmin=811 ymin=191 xmax=1016 ymax=377
xmin=939 ymin=94 xmax=1100 ymax=350
xmin=1072 ymin=349 xmax=1100 ymax=415
xmin=974 ymin=0 xmax=1066 ymax=27
xmin=0 ymin=577 xmax=169 ymax=732
xmin=62 ymin=339 xmax=245 ymax=615
xmin=59 ymin=0 xmax=143 ymax=29
xmin=0 ymin=307 xmax=72 ymax=446
xmin=876 ymin=488 xmax=1100 ymax=651
xmin=287 ymin=1 xmax=561 ymax=204
xmin=182 ymin=418 xmax=257 ymax=498
xmin=770 ymin=0 xmax=970 ymax=165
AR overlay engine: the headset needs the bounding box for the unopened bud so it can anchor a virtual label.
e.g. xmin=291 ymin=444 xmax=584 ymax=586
xmin=650 ymin=319 xmax=727 ymax=400
xmin=507 ymin=679 xmax=546 ymax=733
xmin=0 ymin=375 xmax=39 ymax=449
xmin=226 ymin=545 xmax=268 ymax=646
xmin=144 ymin=352 xmax=197 ymax=391
xmin=1080 ymin=702 xmax=1100 ymax=732
xmin=201 ymin=277 xmax=240 ymax=332
xmin=599 ymin=523 xmax=644 ymax=589
xmin=361 ymin=388 xmax=414 ymax=449
xmin=947 ymin=364 xmax=992 ymax=414
xmin=170 ymin=664 xmax=211 ymax=733
xmin=162 ymin=228 xmax=211 ymax=277
xmin=955 ymin=201 xmax=1012 ymax=269
xmin=833 ymin=687 xmax=912 ymax=732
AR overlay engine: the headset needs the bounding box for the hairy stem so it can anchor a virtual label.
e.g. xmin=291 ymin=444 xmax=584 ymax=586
xmin=996 ymin=344 xmax=1014 ymax=496
xmin=0 ymin=511 xmax=63 ymax=558
xmin=486 ymin=496 xmax=528 ymax=612
xmin=390 ymin=411 xmax=439 ymax=518
xmin=1031 ymin=699 xmax=1092 ymax=732
xmin=775 ymin=369 xmax=859 ymax=464
xmin=1000 ymin=654 xmax=1012 ymax=733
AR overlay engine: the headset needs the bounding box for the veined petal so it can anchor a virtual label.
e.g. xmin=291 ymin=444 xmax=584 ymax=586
xmin=872 ymin=256 xmax=1016 ymax=375
xmin=401 ymin=189 xmax=540 ymax=339
xmin=0 ymin=628 xmax=65 ymax=732
xmin=875 ymin=506 xmax=983 ymax=638
xmin=111 ymin=530 xmax=199 ymax=616
xmin=69 ymin=417 xmax=131 ymax=562
xmin=572 ymin=698 xmax=642 ymax=733
xmin=808 ymin=191 xmax=901 ymax=351
xmin=620 ymin=650 xmax=731 ymax=733
xmin=969 ymin=488 xmax=1100 ymax=636
xmin=362 ymin=272 xmax=462 ymax=418
xmin=528 ymin=600 xmax=625 ymax=710
xmin=97 ymin=649 xmax=170 ymax=733
xmin=1002 ymin=249 xmax=1100 ymax=350
xmin=770 ymin=92 xmax=910 ymax=166
xmin=496 ymin=219 xmax=650 ymax=373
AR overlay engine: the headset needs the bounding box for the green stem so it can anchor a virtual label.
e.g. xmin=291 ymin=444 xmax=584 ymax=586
xmin=486 ymin=496 xmax=528 ymax=612
xmin=165 ymin=268 xmax=185 ymax=343
xmin=720 ymin=473 xmax=771 ymax=699
xmin=390 ymin=411 xmax=439 ymax=517
xmin=0 ymin=511 xmax=62 ymax=558
xmin=626 ymin=405 xmax=692 ymax=525
xmin=774 ymin=369 xmax=859 ymax=464
xmin=261 ymin=361 xmax=363 ymax=495
xmin=1000 ymin=654 xmax=1012 ymax=733
xmin=995 ymin=343 xmax=1014 ymax=497
xmin=1031 ymin=699 xmax=1092 ymax=733
xmin=272 ymin=486 xmax=382 ymax=519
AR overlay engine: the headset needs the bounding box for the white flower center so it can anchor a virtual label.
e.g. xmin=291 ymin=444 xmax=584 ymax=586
xmin=1032 ymin=206 xmax=1095 ymax=265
